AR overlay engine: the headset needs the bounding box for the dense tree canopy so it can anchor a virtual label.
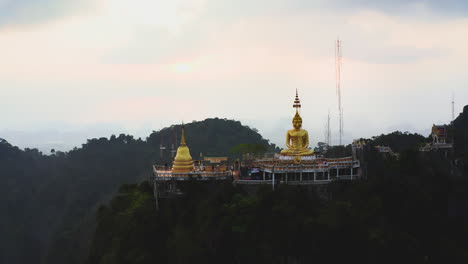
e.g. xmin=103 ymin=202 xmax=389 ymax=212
xmin=453 ymin=105 xmax=468 ymax=177
xmin=88 ymin=146 xmax=468 ymax=263
xmin=0 ymin=118 xmax=277 ymax=264
xmin=147 ymin=118 xmax=278 ymax=164
xmin=366 ymin=131 xmax=428 ymax=153
xmin=88 ymin=106 xmax=468 ymax=264
xmin=1 ymin=106 xmax=467 ymax=264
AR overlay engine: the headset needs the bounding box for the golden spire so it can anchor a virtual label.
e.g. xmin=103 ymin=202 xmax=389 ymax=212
xmin=180 ymin=125 xmax=186 ymax=146
xmin=293 ymin=89 xmax=301 ymax=110
xmin=172 ymin=125 xmax=194 ymax=173
xmin=293 ymin=89 xmax=302 ymax=121
xmin=280 ymin=89 xmax=314 ymax=156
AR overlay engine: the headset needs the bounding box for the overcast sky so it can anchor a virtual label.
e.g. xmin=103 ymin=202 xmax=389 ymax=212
xmin=1 ymin=0 xmax=467 ymax=152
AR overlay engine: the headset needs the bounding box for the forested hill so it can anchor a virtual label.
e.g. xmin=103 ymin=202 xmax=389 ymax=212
xmin=454 ymin=105 xmax=468 ymax=159
xmin=147 ymin=118 xmax=279 ymax=164
xmin=88 ymin=106 xmax=468 ymax=264
xmin=0 ymin=118 xmax=277 ymax=264
xmin=2 ymin=109 xmax=468 ymax=264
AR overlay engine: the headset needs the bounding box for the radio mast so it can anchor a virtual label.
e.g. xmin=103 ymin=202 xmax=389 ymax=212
xmin=171 ymin=127 xmax=177 ymax=158
xmin=325 ymin=109 xmax=331 ymax=146
xmin=335 ymin=38 xmax=344 ymax=145
xmin=452 ymin=92 xmax=455 ymax=121
xmin=159 ymin=131 xmax=166 ymax=159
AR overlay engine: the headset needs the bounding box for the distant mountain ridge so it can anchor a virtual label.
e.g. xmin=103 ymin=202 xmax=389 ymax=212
xmin=0 ymin=118 xmax=277 ymax=264
xmin=1 ymin=107 xmax=468 ymax=264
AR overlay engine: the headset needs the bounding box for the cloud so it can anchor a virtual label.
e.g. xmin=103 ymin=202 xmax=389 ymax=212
xmin=338 ymin=0 xmax=468 ymax=15
xmin=202 ymin=0 xmax=468 ymax=22
xmin=0 ymin=0 xmax=95 ymax=27
xmin=77 ymin=97 xmax=210 ymax=128
xmin=1 ymin=0 xmax=467 ymax=151
xmin=2 ymin=0 xmax=467 ymax=31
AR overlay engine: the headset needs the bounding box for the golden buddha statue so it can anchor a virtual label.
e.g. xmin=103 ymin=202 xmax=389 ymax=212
xmin=280 ymin=91 xmax=314 ymax=156
xmin=172 ymin=126 xmax=194 ymax=173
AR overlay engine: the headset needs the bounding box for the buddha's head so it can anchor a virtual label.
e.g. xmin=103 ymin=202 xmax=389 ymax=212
xmin=292 ymin=111 xmax=302 ymax=129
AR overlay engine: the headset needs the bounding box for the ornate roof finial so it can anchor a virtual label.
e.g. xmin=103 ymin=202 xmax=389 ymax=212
xmin=180 ymin=124 xmax=186 ymax=146
xmin=293 ymin=89 xmax=301 ymax=109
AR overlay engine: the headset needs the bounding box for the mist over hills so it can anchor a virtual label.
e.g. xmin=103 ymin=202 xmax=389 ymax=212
xmin=1 ymin=116 xmax=438 ymax=154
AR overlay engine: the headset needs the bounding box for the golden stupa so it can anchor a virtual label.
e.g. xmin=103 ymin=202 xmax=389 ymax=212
xmin=172 ymin=126 xmax=194 ymax=173
xmin=280 ymin=90 xmax=314 ymax=156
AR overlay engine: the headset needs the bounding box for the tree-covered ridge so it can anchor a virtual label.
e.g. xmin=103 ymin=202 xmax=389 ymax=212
xmin=315 ymin=130 xmax=428 ymax=158
xmin=368 ymin=131 xmax=429 ymax=152
xmin=0 ymin=118 xmax=277 ymax=264
xmin=454 ymin=105 xmax=468 ymax=160
xmin=88 ymin=145 xmax=468 ymax=264
xmin=0 ymin=139 xmax=48 ymax=264
xmin=147 ymin=118 xmax=279 ymax=163
xmin=87 ymin=106 xmax=468 ymax=264
xmin=0 ymin=134 xmax=153 ymax=264
xmin=1 ymin=106 xmax=468 ymax=264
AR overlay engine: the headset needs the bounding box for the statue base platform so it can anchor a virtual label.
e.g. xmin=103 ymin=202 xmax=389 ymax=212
xmin=277 ymin=155 xmax=316 ymax=161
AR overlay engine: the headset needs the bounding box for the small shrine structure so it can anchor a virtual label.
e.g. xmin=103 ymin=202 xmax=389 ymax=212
xmin=152 ymin=126 xmax=232 ymax=208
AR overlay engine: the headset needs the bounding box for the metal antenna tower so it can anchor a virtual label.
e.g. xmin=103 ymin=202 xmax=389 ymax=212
xmin=452 ymin=92 xmax=455 ymax=120
xmin=171 ymin=127 xmax=177 ymax=158
xmin=325 ymin=109 xmax=331 ymax=146
xmin=159 ymin=131 xmax=166 ymax=159
xmin=335 ymin=38 xmax=344 ymax=145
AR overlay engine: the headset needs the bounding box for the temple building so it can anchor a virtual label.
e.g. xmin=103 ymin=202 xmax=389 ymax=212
xmin=432 ymin=124 xmax=450 ymax=145
xmin=152 ymin=90 xmax=361 ymax=206
xmin=420 ymin=124 xmax=453 ymax=151
xmin=234 ymin=91 xmax=361 ymax=188
xmin=153 ymin=126 xmax=232 ymax=179
xmin=152 ymin=126 xmax=232 ymax=208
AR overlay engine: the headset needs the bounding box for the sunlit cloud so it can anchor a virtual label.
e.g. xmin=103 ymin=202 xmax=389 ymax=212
xmin=77 ymin=96 xmax=210 ymax=128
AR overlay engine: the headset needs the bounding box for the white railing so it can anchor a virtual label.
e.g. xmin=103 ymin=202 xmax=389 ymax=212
xmin=281 ymin=180 xmax=331 ymax=185
xmin=155 ymin=171 xmax=231 ymax=177
xmin=234 ymin=174 xmax=360 ymax=185
xmin=257 ymin=160 xmax=360 ymax=172
xmin=154 ymin=171 xmax=233 ymax=181
xmin=234 ymin=180 xmax=274 ymax=185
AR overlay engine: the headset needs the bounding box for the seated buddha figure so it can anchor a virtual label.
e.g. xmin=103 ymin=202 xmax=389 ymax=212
xmin=280 ymin=110 xmax=314 ymax=156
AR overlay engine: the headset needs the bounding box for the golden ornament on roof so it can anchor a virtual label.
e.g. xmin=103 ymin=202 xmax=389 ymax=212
xmin=172 ymin=126 xmax=194 ymax=173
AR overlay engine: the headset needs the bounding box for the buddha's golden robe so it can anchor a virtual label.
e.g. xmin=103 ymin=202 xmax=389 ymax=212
xmin=280 ymin=128 xmax=314 ymax=156
xmin=280 ymin=108 xmax=314 ymax=156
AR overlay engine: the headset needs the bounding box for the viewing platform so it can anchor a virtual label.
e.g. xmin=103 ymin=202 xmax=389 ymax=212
xmin=153 ymin=165 xmax=232 ymax=181
xmin=234 ymin=154 xmax=361 ymax=187
xmin=152 ymin=90 xmax=363 ymax=208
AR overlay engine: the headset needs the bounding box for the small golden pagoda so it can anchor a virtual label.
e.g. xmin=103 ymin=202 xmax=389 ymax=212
xmin=171 ymin=126 xmax=194 ymax=173
xmin=280 ymin=90 xmax=314 ymax=156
